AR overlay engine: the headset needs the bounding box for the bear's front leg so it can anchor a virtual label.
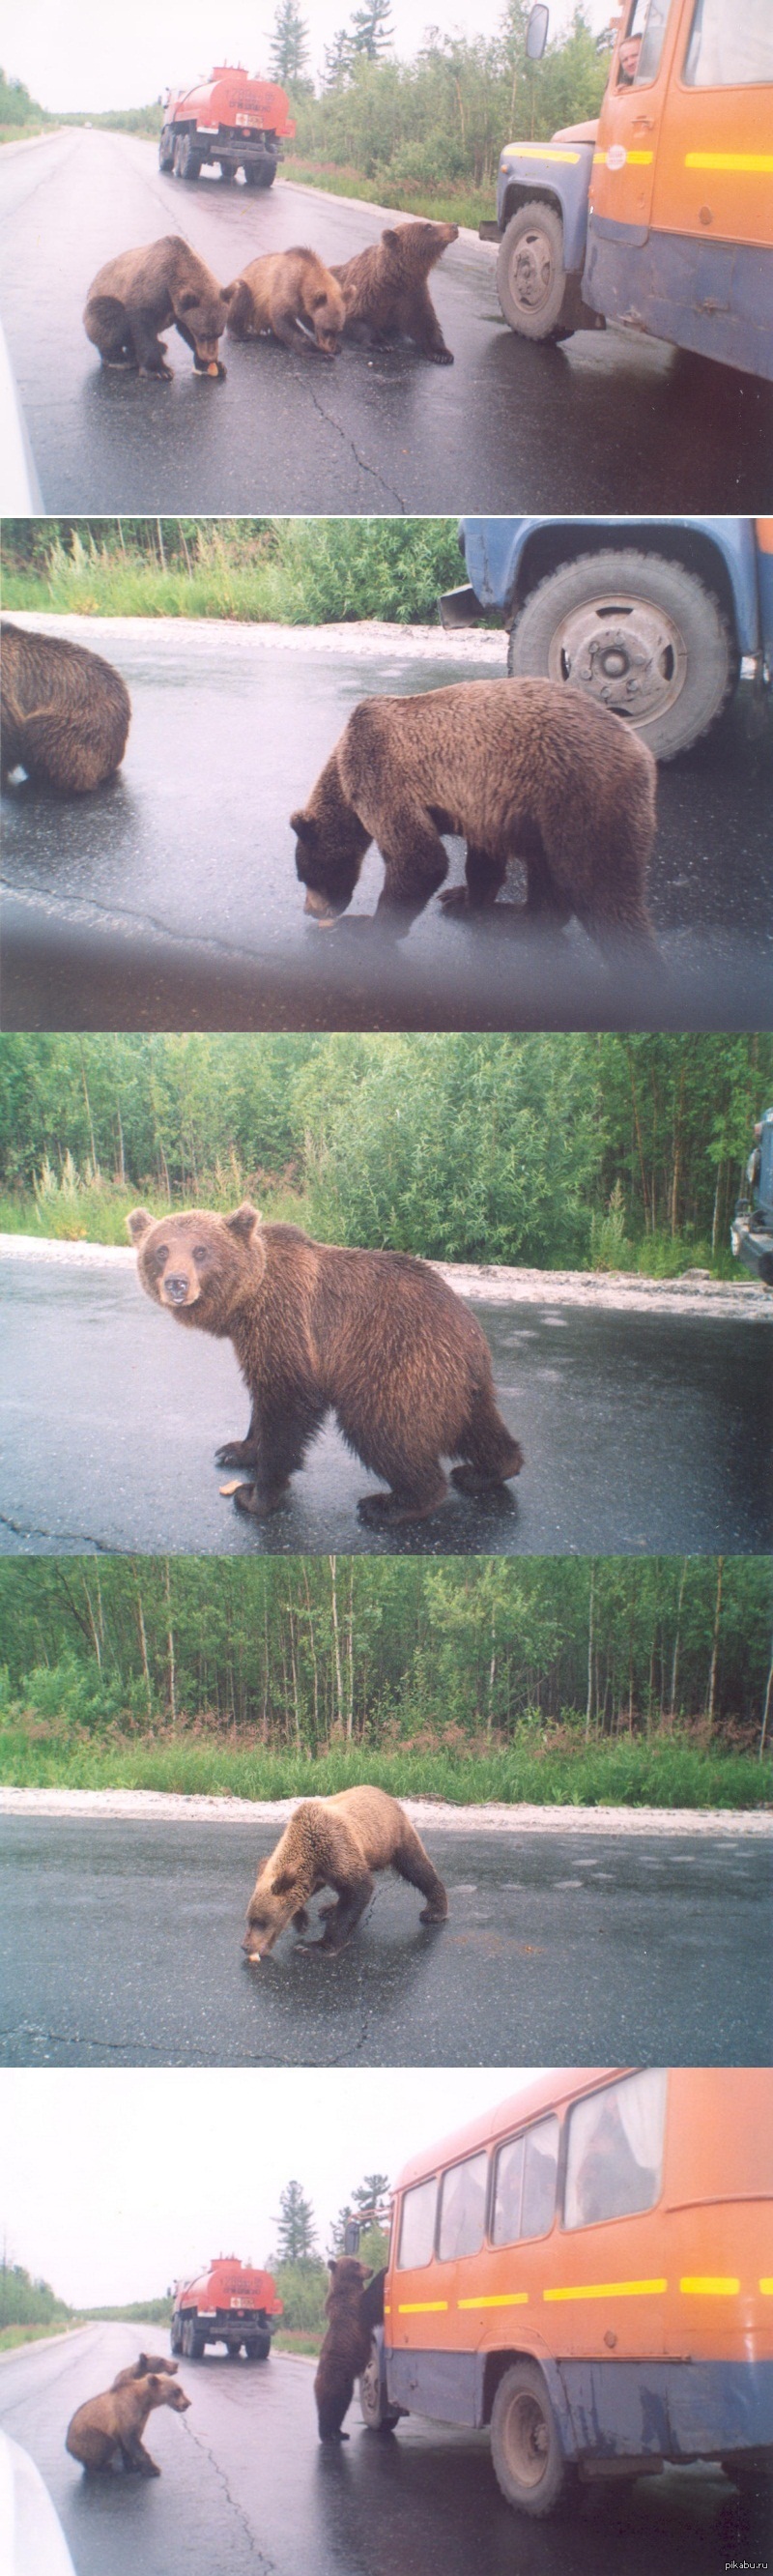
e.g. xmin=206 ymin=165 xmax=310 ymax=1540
xmin=302 ymin=1872 xmax=375 ymax=1953
xmin=215 ymin=1436 xmax=258 ymax=1469
xmin=130 ymin=309 xmax=174 ymax=379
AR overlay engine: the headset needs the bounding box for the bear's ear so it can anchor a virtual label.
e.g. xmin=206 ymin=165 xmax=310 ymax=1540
xmin=382 ymin=228 xmax=400 ymax=249
xmin=328 ymin=2258 xmax=338 ymax=2275
xmin=221 ymin=281 xmax=237 ymax=303
xmin=128 ymin=1207 xmax=153 ymax=1244
xmin=177 ymin=289 xmax=200 ymax=313
xmin=146 ymin=2374 xmax=162 ymax=2392
xmin=272 ymin=1868 xmax=297 ymax=1895
xmin=225 ymin=1202 xmax=261 ymax=1242
xmin=137 ymin=2354 xmax=149 ymax=2373
xmin=290 ymin=810 xmax=316 ymax=845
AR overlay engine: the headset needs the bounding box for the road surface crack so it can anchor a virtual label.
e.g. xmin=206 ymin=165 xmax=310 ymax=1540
xmin=305 ymin=379 xmax=407 ymax=510
xmin=0 ymin=1511 xmax=119 ymax=1552
xmin=183 ymin=2417 xmax=279 ymax=2567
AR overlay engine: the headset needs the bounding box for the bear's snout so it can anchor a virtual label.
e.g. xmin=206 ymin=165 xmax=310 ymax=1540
xmin=160 ymin=1271 xmax=196 ymax=1306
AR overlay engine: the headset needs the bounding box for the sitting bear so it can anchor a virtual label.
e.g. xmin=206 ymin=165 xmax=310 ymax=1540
xmin=1 ymin=622 xmax=130 ymax=794
xmin=243 ymin=1784 xmax=448 ymax=1959
xmin=111 ymin=2353 xmax=178 ymax=2390
xmin=225 ymin=247 xmax=345 ymax=356
xmin=128 ymin=1201 xmax=522 ymax=1526
xmin=84 ymin=236 xmax=231 ymax=377
xmin=292 ymin=677 xmax=658 ymax=945
xmin=314 ymin=2258 xmax=374 ymax=2441
xmin=66 ymin=2371 xmax=190 ymax=2474
xmin=332 ymin=219 xmax=458 ymax=362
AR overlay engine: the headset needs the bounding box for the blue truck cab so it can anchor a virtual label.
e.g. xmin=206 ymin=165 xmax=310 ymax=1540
xmin=731 ymin=1109 xmax=773 ymax=1287
xmin=440 ymin=515 xmax=773 ymax=760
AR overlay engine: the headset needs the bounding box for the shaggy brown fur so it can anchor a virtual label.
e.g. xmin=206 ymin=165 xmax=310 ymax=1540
xmin=128 ymin=1203 xmax=522 ymax=1527
xmin=66 ymin=2371 xmax=190 ymax=2474
xmin=291 ymin=677 xmax=658 ymax=945
xmin=84 ymin=236 xmax=232 ymax=377
xmin=315 ymin=2259 xmax=373 ymax=2440
xmin=243 ymin=1785 xmax=448 ymax=1959
xmin=1 ymin=622 xmax=130 ymax=795
xmin=225 ymin=247 xmax=345 ymax=356
xmin=332 ymin=219 xmax=458 ymax=362
xmin=111 ymin=2354 xmax=178 ymax=2391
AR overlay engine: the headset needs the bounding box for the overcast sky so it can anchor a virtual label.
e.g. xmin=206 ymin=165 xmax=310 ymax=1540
xmin=5 ymin=0 xmax=616 ymax=115
xmin=0 ymin=2068 xmax=544 ymax=2306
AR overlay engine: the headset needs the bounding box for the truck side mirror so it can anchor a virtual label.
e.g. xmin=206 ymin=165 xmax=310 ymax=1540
xmin=526 ymin=4 xmax=549 ymax=60
xmin=343 ymin=2220 xmax=362 ymax=2254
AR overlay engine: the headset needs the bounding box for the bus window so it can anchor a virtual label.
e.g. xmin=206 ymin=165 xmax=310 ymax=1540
xmin=683 ymin=0 xmax=773 ymax=85
xmin=564 ymin=2069 xmax=667 ymax=2230
xmin=397 ymin=2178 xmax=438 ymax=2270
xmin=616 ymin=0 xmax=672 ymax=88
xmin=492 ymin=2115 xmax=559 ymax=2245
xmin=438 ymin=2152 xmax=488 ymax=2262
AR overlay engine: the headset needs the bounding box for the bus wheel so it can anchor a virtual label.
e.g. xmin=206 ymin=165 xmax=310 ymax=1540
xmin=507 ymin=549 xmax=736 ymax=761
xmin=496 ymin=203 xmax=572 ymax=339
xmin=359 ymin=2338 xmax=401 ymax=2433
xmin=490 ymin=2362 xmax=575 ymax=2517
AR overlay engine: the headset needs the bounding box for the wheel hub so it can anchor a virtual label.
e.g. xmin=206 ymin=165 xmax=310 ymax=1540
xmin=547 ymin=594 xmax=688 ymax=724
xmin=513 ymin=231 xmax=555 ymax=310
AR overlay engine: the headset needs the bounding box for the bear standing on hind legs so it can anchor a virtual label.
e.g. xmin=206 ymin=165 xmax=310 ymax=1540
xmin=128 ymin=1203 xmax=523 ymax=1528
xmin=315 ymin=2259 xmax=374 ymax=2441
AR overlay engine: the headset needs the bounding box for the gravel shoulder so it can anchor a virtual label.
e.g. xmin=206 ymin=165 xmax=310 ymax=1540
xmin=0 ymin=1787 xmax=769 ymax=1834
xmin=2 ymin=612 xmax=505 ymax=665
xmin=0 ymin=1234 xmax=768 ymax=1319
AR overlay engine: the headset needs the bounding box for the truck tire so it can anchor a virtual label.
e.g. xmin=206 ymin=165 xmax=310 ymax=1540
xmin=506 ymin=549 xmax=736 ymax=760
xmin=246 ymin=157 xmax=277 ymax=188
xmin=182 ymin=2316 xmax=205 ymax=2359
xmin=158 ymin=126 xmax=175 ymax=172
xmin=496 ymin=202 xmax=572 ymax=339
xmin=246 ymin=2331 xmax=272 ymax=2360
xmin=226 ymin=2342 xmax=243 ymax=2359
xmin=490 ymin=2361 xmax=576 ymax=2518
xmin=359 ymin=2337 xmax=401 ymax=2432
xmin=173 ymin=133 xmax=202 ymax=183
xmin=169 ymin=2314 xmax=182 ymax=2354
xmin=217 ymin=161 xmax=237 ymax=183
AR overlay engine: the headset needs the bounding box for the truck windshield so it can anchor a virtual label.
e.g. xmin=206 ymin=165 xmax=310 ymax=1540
xmin=683 ymin=0 xmax=773 ymax=84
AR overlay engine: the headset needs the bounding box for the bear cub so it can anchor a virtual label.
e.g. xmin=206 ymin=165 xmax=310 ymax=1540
xmin=66 ymin=2371 xmax=190 ymax=2475
xmin=226 ymin=248 xmax=345 ymax=356
xmin=84 ymin=236 xmax=231 ymax=378
xmin=292 ymin=677 xmax=658 ymax=945
xmin=243 ymin=1784 xmax=447 ymax=1960
xmin=129 ymin=1201 xmax=522 ymax=1527
xmin=1 ymin=623 xmax=130 ymax=795
xmin=314 ymin=2259 xmax=374 ymax=2441
xmin=111 ymin=2352 xmax=179 ymax=2391
xmin=333 ymin=219 xmax=458 ymax=362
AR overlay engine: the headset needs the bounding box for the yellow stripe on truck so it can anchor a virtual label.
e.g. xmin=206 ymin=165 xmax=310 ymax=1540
xmin=502 ymin=146 xmax=582 ymax=164
xmin=685 ymin=152 xmax=773 ymax=173
xmin=544 ymin=2279 xmax=667 ymax=2302
xmin=679 ymin=2277 xmax=740 ymax=2296
xmin=457 ymin=2293 xmax=530 ymax=2310
xmin=397 ymin=2301 xmax=448 ymax=2314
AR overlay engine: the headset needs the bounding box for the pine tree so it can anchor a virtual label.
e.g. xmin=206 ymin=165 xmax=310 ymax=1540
xmin=273 ymin=2179 xmax=318 ymax=2267
xmin=323 ymin=28 xmax=353 ymax=90
xmin=269 ymin=0 xmax=311 ymax=90
xmin=349 ymin=0 xmax=393 ymax=62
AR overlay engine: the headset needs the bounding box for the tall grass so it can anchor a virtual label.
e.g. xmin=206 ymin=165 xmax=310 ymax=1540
xmin=0 ymin=1729 xmax=767 ymax=1809
xmin=285 ymin=157 xmax=493 ymax=230
xmin=0 ymin=1158 xmax=314 ymax=1246
xmin=1 ymin=517 xmax=466 ymax=625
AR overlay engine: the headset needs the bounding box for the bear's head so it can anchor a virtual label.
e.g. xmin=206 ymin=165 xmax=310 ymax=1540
xmin=381 ymin=219 xmax=459 ymax=273
xmin=128 ymin=1203 xmax=265 ymax=1333
xmin=307 ymin=275 xmax=346 ymax=357
xmin=292 ymin=764 xmax=371 ymax=923
xmin=145 ymin=2375 xmax=191 ymax=2415
xmin=327 ymin=2257 xmax=370 ymax=2300
xmin=175 ymin=277 xmax=235 ymax=371
xmin=243 ymin=1860 xmax=303 ymax=1961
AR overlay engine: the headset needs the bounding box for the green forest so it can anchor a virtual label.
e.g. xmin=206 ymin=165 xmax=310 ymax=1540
xmin=1 ymin=1557 xmax=770 ymax=1807
xmin=0 ymin=515 xmax=469 ymax=623
xmin=0 ymin=1032 xmax=770 ymax=1277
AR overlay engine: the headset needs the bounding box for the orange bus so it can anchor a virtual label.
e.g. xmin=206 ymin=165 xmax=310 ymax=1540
xmin=358 ymin=2068 xmax=773 ymax=2518
xmin=488 ymin=0 xmax=773 ymax=378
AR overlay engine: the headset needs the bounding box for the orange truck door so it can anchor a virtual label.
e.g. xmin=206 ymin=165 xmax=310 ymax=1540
xmin=589 ymin=0 xmax=677 ymax=238
xmin=650 ymin=0 xmax=773 ymax=251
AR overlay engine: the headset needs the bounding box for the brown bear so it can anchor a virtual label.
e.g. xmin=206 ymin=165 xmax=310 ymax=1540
xmin=314 ymin=2258 xmax=373 ymax=2441
xmin=111 ymin=2353 xmax=179 ymax=2390
xmin=84 ymin=236 xmax=232 ymax=378
xmin=66 ymin=2370 xmax=190 ymax=2474
xmin=225 ymin=247 xmax=345 ymax=357
xmin=331 ymin=219 xmax=458 ymax=362
xmin=291 ymin=677 xmax=658 ymax=945
xmin=128 ymin=1202 xmax=523 ymax=1526
xmin=243 ymin=1784 xmax=448 ymax=1959
xmin=1 ymin=622 xmax=131 ymax=795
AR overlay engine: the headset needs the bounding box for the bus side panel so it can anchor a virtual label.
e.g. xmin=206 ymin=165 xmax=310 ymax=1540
xmin=386 ymin=2346 xmax=484 ymax=2425
xmin=583 ymin=218 xmax=773 ymax=379
xmin=559 ymin=2358 xmax=773 ymax=2462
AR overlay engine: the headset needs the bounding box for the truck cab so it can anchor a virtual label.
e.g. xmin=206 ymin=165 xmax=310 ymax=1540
xmin=441 ymin=515 xmax=773 ymax=760
xmin=730 ymin=1109 xmax=773 ymax=1286
xmin=486 ymin=0 xmax=773 ymax=377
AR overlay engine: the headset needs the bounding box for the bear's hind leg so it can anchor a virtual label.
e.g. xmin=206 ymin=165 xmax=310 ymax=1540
xmin=357 ymin=1461 xmax=448 ymax=1526
xmin=392 ymin=1820 xmax=448 ymax=1923
xmin=441 ymin=844 xmax=507 ymax=915
xmin=452 ymin=1381 xmax=523 ymax=1494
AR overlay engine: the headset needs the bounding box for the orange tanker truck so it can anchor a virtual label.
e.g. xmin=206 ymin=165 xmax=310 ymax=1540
xmin=170 ymin=2255 xmax=283 ymax=2359
xmin=159 ymin=66 xmax=295 ymax=188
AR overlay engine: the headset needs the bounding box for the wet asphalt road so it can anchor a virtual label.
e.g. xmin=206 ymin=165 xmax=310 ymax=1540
xmin=1 ymin=1258 xmax=771 ymax=1558
xmin=1 ymin=1817 xmax=771 ymax=2069
xmin=1 ymin=130 xmax=771 ymax=517
xmin=0 ymin=2326 xmax=768 ymax=2576
xmin=3 ymin=623 xmax=772 ymax=1036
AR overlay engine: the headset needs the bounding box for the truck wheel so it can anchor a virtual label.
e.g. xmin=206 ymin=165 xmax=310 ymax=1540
xmin=173 ymin=133 xmax=201 ymax=182
xmin=490 ymin=2361 xmax=575 ymax=2518
xmin=226 ymin=2342 xmax=243 ymax=2359
xmin=169 ymin=2315 xmax=182 ymax=2354
xmin=359 ymin=2337 xmax=401 ymax=2432
xmin=506 ymin=549 xmax=736 ymax=761
xmin=246 ymin=158 xmax=277 ymax=188
xmin=217 ymin=162 xmax=237 ymax=183
xmin=496 ymin=202 xmax=571 ymax=339
xmin=246 ymin=2332 xmax=272 ymax=2360
xmin=158 ymin=127 xmax=175 ymax=172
